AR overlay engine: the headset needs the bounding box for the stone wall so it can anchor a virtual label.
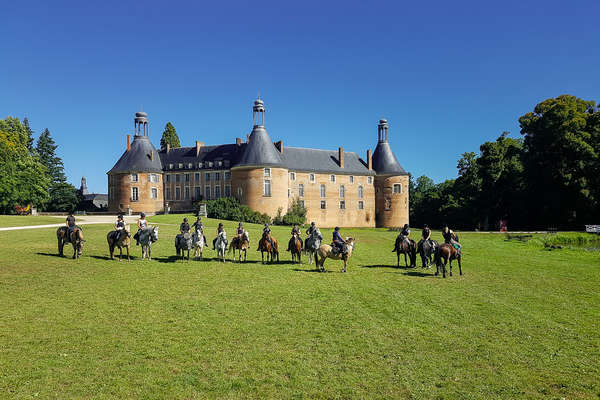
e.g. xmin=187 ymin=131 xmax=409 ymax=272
xmin=374 ymin=175 xmax=410 ymax=228
xmin=107 ymin=172 xmax=164 ymax=214
xmin=231 ymin=167 xmax=289 ymax=217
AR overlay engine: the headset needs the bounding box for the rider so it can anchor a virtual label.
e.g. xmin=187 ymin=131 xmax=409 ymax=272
xmin=236 ymin=222 xmax=245 ymax=240
xmin=442 ymin=224 xmax=461 ymax=256
xmin=135 ymin=212 xmax=147 ymax=246
xmin=401 ymin=223 xmax=411 ymax=239
xmin=332 ymin=226 xmax=346 ymax=255
xmin=65 ymin=213 xmax=77 ymax=239
xmin=305 ymin=221 xmax=316 ymax=248
xmin=192 ymin=216 xmax=207 ymax=244
xmin=213 ymin=222 xmax=225 ymax=250
xmin=288 ymin=223 xmax=302 ymax=251
xmin=258 ymin=223 xmax=274 ymax=251
xmin=180 ymin=217 xmax=190 ymax=235
xmin=114 ymin=214 xmax=125 ymax=241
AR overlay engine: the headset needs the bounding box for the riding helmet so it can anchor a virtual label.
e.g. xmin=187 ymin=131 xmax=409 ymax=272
xmin=334 ymin=226 xmax=340 ymax=231
xmin=184 ymin=217 xmax=188 ymax=222
xmin=141 ymin=212 xmax=146 ymax=217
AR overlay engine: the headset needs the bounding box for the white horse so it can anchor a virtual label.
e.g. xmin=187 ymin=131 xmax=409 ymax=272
xmin=215 ymin=231 xmax=228 ymax=263
xmin=305 ymin=228 xmax=323 ymax=266
xmin=139 ymin=226 xmax=159 ymax=260
xmin=192 ymin=227 xmax=206 ymax=260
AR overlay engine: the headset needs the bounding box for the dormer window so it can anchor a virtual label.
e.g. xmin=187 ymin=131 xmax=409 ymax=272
xmin=217 ymin=161 xmax=223 ymax=167
xmin=368 ymin=176 xmax=373 ymax=184
xmin=178 ymin=163 xmax=183 ymax=169
xmin=208 ymin=161 xmax=213 ymax=168
xmin=130 ymin=173 xmax=138 ymax=182
xmin=168 ymin=163 xmax=173 ymax=169
xmin=188 ymin=163 xmax=193 ymax=169
xmin=330 ymin=175 xmax=336 ymax=183
xmin=198 ymin=162 xmax=203 ymax=168
xmin=264 ymin=168 xmax=271 ymax=177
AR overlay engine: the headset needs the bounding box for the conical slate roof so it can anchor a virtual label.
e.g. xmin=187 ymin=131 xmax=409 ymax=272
xmin=108 ymin=135 xmax=163 ymax=174
xmin=372 ymin=141 xmax=408 ymax=175
xmin=236 ymin=125 xmax=283 ymax=167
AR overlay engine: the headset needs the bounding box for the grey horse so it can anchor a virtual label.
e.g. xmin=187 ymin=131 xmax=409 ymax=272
xmin=139 ymin=226 xmax=159 ymax=260
xmin=175 ymin=232 xmax=194 ymax=262
xmin=305 ymin=228 xmax=323 ymax=266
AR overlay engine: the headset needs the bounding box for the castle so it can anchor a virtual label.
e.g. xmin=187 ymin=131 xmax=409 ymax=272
xmin=107 ymin=98 xmax=409 ymax=228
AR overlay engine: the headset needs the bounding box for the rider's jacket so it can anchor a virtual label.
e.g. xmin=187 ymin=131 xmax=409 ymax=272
xmin=442 ymin=229 xmax=455 ymax=243
xmin=291 ymin=227 xmax=300 ymax=236
xmin=192 ymin=221 xmax=203 ymax=231
xmin=422 ymin=227 xmax=431 ymax=240
xmin=333 ymin=231 xmax=344 ymax=244
xmin=306 ymin=226 xmax=315 ymax=235
xmin=138 ymin=219 xmax=147 ymax=229
xmin=401 ymin=228 xmax=410 ymax=237
xmin=263 ymin=227 xmax=271 ymax=235
xmin=180 ymin=222 xmax=190 ymax=233
xmin=116 ymin=220 xmax=125 ymax=230
xmin=237 ymin=227 xmax=244 ymax=235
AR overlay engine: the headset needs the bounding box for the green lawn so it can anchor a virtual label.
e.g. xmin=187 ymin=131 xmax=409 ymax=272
xmin=0 ymin=216 xmax=598 ymax=399
xmin=0 ymin=215 xmax=64 ymax=228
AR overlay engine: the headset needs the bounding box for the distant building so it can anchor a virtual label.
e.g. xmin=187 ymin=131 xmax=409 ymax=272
xmin=107 ymin=98 xmax=409 ymax=227
xmin=79 ymin=177 xmax=108 ymax=211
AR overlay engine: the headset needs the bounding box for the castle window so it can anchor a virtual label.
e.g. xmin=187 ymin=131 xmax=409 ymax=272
xmin=330 ymin=175 xmax=336 ymax=183
xmin=339 ymin=185 xmax=345 ymax=198
xmin=197 ymin=162 xmax=203 ymax=168
xmin=358 ymin=201 xmax=364 ymax=210
xmin=185 ymin=173 xmax=190 ymax=182
xmin=166 ymin=187 xmax=171 ymax=200
xmin=188 ymin=163 xmax=193 ymax=169
xmin=217 ymin=161 xmax=223 ymax=167
xmin=166 ymin=174 xmax=171 ymax=183
xmin=178 ymin=163 xmax=183 ymax=169
xmin=298 ymin=184 xmax=304 ymax=197
xmin=205 ymin=172 xmax=211 ymax=181
xmin=264 ymin=168 xmax=271 ymax=177
xmin=205 ymin=186 xmax=211 ymax=200
xmin=368 ymin=176 xmax=373 ymax=184
xmin=131 ymin=187 xmax=139 ymax=201
xmin=320 ymin=184 xmax=326 ymax=198
xmin=185 ymin=186 xmax=190 ymax=200
xmin=290 ymin=172 xmax=296 ymax=181
xmin=376 ymin=187 xmax=380 ymax=193
xmin=224 ymin=171 xmax=231 ymax=180
xmin=130 ymin=173 xmax=138 ymax=182
xmin=169 ymin=163 xmax=173 ymax=169
xmin=224 ymin=160 xmax=230 ymax=167
xmin=175 ymin=174 xmax=181 ymax=183
xmin=385 ymin=198 xmax=391 ymax=210
xmin=225 ymin=185 xmax=231 ymax=197
xmin=288 ymin=188 xmax=291 ymax=198
xmin=339 ymin=201 xmax=345 ymax=210
xmin=208 ymin=161 xmax=213 ymax=168
xmin=237 ymin=187 xmax=243 ymax=197
xmin=194 ymin=173 xmax=200 ymax=182
xmin=264 ymin=180 xmax=272 ymax=197
xmin=151 ymin=188 xmax=158 ymax=199
xmin=393 ymin=184 xmax=402 ymax=194
xmin=175 ymin=187 xmax=181 ymax=200
xmin=215 ymin=172 xmax=220 ymax=181
xmin=148 ymin=174 xmax=159 ymax=183
xmin=349 ymin=176 xmax=354 ymax=183
xmin=299 ymin=200 xmax=305 ymax=208
xmin=215 ymin=186 xmax=221 ymax=198
xmin=309 ymin=174 xmax=315 ymax=182
xmin=358 ymin=185 xmax=364 ymax=198
xmin=194 ymin=187 xmax=201 ymax=200
xmin=320 ymin=200 xmax=326 ymax=209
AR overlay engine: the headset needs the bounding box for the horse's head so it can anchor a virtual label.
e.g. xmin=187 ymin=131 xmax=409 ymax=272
xmin=243 ymin=230 xmax=249 ymax=240
xmin=220 ymin=231 xmax=227 ymax=239
xmin=151 ymin=226 xmax=159 ymax=242
xmin=345 ymin=237 xmax=355 ymax=247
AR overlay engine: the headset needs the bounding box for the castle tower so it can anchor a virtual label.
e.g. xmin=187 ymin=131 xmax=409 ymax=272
xmin=372 ymin=117 xmax=410 ymax=228
xmin=80 ymin=177 xmax=89 ymax=195
xmin=107 ymin=110 xmax=164 ymax=214
xmin=231 ymin=96 xmax=288 ymax=217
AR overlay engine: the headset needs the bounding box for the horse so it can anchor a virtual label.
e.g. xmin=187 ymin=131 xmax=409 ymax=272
xmin=316 ymin=237 xmax=355 ymax=273
xmin=107 ymin=225 xmax=131 ymax=261
xmin=215 ymin=231 xmax=228 ymax=262
xmin=229 ymin=231 xmax=249 ymax=262
xmin=288 ymin=234 xmax=303 ymax=264
xmin=418 ymin=239 xmax=438 ymax=269
xmin=139 ymin=226 xmax=158 ymax=260
xmin=57 ymin=226 xmax=84 ymax=259
xmin=175 ymin=232 xmax=194 ymax=262
xmin=434 ymin=243 xmax=463 ymax=278
xmin=304 ymin=228 xmax=323 ymax=265
xmin=192 ymin=228 xmax=206 ymax=260
xmin=258 ymin=233 xmax=279 ymax=264
xmin=393 ymin=234 xmax=417 ymax=267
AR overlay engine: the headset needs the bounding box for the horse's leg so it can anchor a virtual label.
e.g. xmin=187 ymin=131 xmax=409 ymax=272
xmin=449 ymin=259 xmax=453 ymax=276
xmin=148 ymin=244 xmax=152 ymax=261
xmin=458 ymin=256 xmax=463 ymax=275
xmin=119 ymin=246 xmax=123 ymax=261
xmin=126 ymin=245 xmax=130 ymax=262
xmin=442 ymin=258 xmax=447 ymax=278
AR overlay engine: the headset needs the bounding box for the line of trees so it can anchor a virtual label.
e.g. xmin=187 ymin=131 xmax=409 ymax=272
xmin=0 ymin=117 xmax=79 ymax=213
xmin=410 ymin=95 xmax=600 ymax=230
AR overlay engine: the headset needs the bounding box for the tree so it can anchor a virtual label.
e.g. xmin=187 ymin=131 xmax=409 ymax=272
xmin=48 ymin=182 xmax=79 ymax=212
xmin=519 ymin=95 xmax=600 ymax=228
xmin=160 ymin=122 xmax=181 ymax=150
xmin=22 ymin=117 xmax=35 ymax=154
xmin=36 ymin=128 xmax=66 ymax=183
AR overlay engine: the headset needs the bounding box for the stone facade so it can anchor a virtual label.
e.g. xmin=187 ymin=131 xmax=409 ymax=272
xmin=108 ymin=172 xmax=164 ymax=214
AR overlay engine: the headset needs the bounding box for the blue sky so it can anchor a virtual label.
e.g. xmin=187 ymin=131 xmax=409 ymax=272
xmin=1 ymin=0 xmax=599 ymax=193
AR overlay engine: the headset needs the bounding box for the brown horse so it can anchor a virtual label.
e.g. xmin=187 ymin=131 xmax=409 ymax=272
xmin=316 ymin=238 xmax=355 ymax=272
xmin=258 ymin=233 xmax=279 ymax=264
xmin=434 ymin=243 xmax=462 ymax=278
xmin=57 ymin=226 xmax=84 ymax=259
xmin=288 ymin=234 xmax=302 ymax=264
xmin=107 ymin=226 xmax=131 ymax=261
xmin=229 ymin=231 xmax=250 ymax=262
xmin=393 ymin=235 xmax=417 ymax=267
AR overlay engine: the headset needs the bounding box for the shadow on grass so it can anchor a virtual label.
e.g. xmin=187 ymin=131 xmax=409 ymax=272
xmin=292 ymin=268 xmax=334 ymax=273
xmin=402 ymin=270 xmax=435 ymax=278
xmin=361 ymin=264 xmax=416 ymax=269
xmin=89 ymin=255 xmax=138 ymax=261
xmin=36 ymin=252 xmax=65 ymax=258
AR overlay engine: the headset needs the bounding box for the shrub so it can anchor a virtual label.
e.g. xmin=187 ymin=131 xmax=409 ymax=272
xmin=203 ymin=198 xmax=270 ymax=225
xmin=273 ymin=198 xmax=307 ymax=226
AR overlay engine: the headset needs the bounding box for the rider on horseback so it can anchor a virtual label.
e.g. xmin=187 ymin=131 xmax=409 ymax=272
xmin=442 ymin=224 xmax=461 ymax=256
xmin=288 ymin=223 xmax=302 ymax=251
xmin=258 ymin=223 xmax=274 ymax=251
xmin=418 ymin=224 xmax=433 ymax=251
xmin=134 ymin=212 xmax=147 ymax=246
xmin=192 ymin=216 xmax=207 ymax=244
xmin=236 ymin=222 xmax=244 ymax=240
xmin=213 ymin=223 xmax=225 ymax=250
xmin=65 ymin=213 xmax=79 ymax=239
xmin=180 ymin=217 xmax=190 ymax=234
xmin=305 ymin=222 xmax=316 ymax=248
xmin=114 ymin=214 xmax=125 ymax=241
xmin=332 ymin=226 xmax=346 ymax=255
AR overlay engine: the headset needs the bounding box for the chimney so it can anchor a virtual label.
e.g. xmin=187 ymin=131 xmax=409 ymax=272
xmin=166 ymin=143 xmax=170 ymax=153
xmin=126 ymin=134 xmax=131 ymax=152
xmin=338 ymin=147 xmax=344 ymax=168
xmin=367 ymin=149 xmax=372 ymax=170
xmin=275 ymin=140 xmax=283 ymax=153
xmin=246 ymin=134 xmax=250 ymax=143
xmin=236 ymin=137 xmax=242 ymax=146
xmin=149 ymin=150 xmax=154 ymax=161
xmin=195 ymin=141 xmax=204 ymax=157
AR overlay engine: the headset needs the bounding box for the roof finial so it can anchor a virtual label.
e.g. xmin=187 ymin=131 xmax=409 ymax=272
xmin=257 ymin=90 xmax=261 ymax=100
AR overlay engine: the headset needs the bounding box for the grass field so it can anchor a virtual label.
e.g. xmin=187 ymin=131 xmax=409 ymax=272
xmin=0 ymin=215 xmax=64 ymax=228
xmin=0 ymin=215 xmax=599 ymax=399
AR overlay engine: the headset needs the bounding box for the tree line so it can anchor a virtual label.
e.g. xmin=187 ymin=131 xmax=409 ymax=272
xmin=0 ymin=117 xmax=79 ymax=213
xmin=410 ymin=95 xmax=600 ymax=230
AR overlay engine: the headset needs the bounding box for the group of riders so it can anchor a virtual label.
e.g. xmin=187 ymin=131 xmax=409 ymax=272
xmin=398 ymin=223 xmax=462 ymax=256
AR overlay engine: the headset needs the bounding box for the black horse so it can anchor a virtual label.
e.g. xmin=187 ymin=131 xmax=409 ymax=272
xmin=418 ymin=239 xmax=438 ymax=269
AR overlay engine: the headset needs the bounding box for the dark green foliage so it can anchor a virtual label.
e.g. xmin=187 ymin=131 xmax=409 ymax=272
xmin=282 ymin=198 xmax=307 ymax=225
xmin=22 ymin=118 xmax=35 ymax=154
xmin=203 ymin=197 xmax=270 ymax=224
xmin=160 ymin=122 xmax=181 ymax=150
xmin=48 ymin=182 xmax=79 ymax=212
xmin=36 ymin=128 xmax=66 ymax=183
